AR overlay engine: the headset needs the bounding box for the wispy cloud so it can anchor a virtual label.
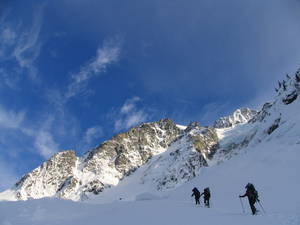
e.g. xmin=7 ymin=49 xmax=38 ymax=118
xmin=0 ymin=103 xmax=59 ymax=159
xmin=0 ymin=105 xmax=23 ymax=190
xmin=0 ymin=106 xmax=25 ymax=129
xmin=41 ymin=37 xmax=122 ymax=155
xmin=0 ymin=26 xmax=16 ymax=45
xmin=0 ymin=105 xmax=58 ymax=189
xmin=120 ymin=96 xmax=140 ymax=114
xmin=83 ymin=126 xmax=103 ymax=145
xmin=0 ymin=5 xmax=44 ymax=84
xmin=33 ymin=130 xmax=59 ymax=159
xmin=66 ymin=37 xmax=122 ymax=99
xmin=45 ymin=36 xmax=122 ymax=115
xmin=14 ymin=6 xmax=43 ymax=81
xmin=0 ymin=12 xmax=16 ymax=59
xmin=114 ymin=97 xmax=149 ymax=131
xmin=0 ymin=156 xmax=17 ymax=190
xmin=22 ymin=115 xmax=60 ymax=159
xmin=0 ymin=67 xmax=21 ymax=89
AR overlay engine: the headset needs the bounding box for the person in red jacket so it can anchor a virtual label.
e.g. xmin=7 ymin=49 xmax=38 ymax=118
xmin=239 ymin=183 xmax=259 ymax=215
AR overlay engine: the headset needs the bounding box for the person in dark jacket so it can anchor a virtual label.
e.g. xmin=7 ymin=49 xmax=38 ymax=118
xmin=239 ymin=183 xmax=259 ymax=215
xmin=191 ymin=187 xmax=201 ymax=205
xmin=201 ymin=187 xmax=211 ymax=208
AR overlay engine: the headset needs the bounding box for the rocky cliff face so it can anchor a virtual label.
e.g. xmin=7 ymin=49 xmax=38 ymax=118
xmin=15 ymin=151 xmax=77 ymax=200
xmin=141 ymin=124 xmax=219 ymax=190
xmin=12 ymin=119 xmax=186 ymax=201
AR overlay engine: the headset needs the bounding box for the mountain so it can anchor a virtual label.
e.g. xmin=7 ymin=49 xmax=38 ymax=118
xmin=1 ymin=119 xmax=220 ymax=201
xmin=1 ymin=69 xmax=300 ymax=203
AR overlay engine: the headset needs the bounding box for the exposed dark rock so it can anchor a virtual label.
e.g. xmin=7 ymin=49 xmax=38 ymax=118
xmin=189 ymin=127 xmax=219 ymax=159
xmin=267 ymin=118 xmax=281 ymax=135
xmin=282 ymin=91 xmax=298 ymax=105
xmin=250 ymin=102 xmax=273 ymax=123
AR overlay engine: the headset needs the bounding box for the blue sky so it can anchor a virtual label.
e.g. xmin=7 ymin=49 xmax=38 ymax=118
xmin=0 ymin=0 xmax=300 ymax=190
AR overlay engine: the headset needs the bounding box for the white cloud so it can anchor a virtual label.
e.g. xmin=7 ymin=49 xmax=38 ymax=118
xmin=0 ymin=5 xmax=44 ymax=83
xmin=45 ymin=89 xmax=66 ymax=114
xmin=13 ymin=6 xmax=43 ymax=80
xmin=43 ymin=37 xmax=122 ymax=149
xmin=0 ymin=112 xmax=59 ymax=184
xmin=120 ymin=96 xmax=140 ymax=114
xmin=0 ymin=68 xmax=21 ymax=89
xmin=0 ymin=105 xmax=59 ymax=159
xmin=33 ymin=130 xmax=59 ymax=159
xmin=0 ymin=106 xmax=26 ymax=189
xmin=83 ymin=126 xmax=103 ymax=145
xmin=124 ymin=110 xmax=148 ymax=128
xmin=114 ymin=97 xmax=149 ymax=131
xmin=0 ymin=106 xmax=25 ymax=129
xmin=66 ymin=37 xmax=122 ymax=99
xmin=1 ymin=27 xmax=16 ymax=44
xmin=22 ymin=115 xmax=59 ymax=159
xmin=42 ymin=37 xmax=122 ymax=152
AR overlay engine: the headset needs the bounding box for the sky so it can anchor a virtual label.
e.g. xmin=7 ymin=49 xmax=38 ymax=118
xmin=0 ymin=0 xmax=300 ymax=190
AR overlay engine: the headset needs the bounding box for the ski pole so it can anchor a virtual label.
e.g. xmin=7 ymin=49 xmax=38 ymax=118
xmin=239 ymin=197 xmax=245 ymax=213
xmin=258 ymin=200 xmax=266 ymax=214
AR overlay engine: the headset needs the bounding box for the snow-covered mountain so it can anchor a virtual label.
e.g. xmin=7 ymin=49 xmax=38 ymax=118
xmin=1 ymin=119 xmax=220 ymax=201
xmin=1 ymin=69 xmax=300 ymax=204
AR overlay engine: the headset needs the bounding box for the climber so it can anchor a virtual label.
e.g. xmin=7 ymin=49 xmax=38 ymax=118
xmin=191 ymin=187 xmax=201 ymax=205
xmin=239 ymin=183 xmax=259 ymax=215
xmin=201 ymin=187 xmax=211 ymax=207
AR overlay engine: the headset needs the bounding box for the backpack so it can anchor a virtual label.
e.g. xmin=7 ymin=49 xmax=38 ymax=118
xmin=253 ymin=189 xmax=259 ymax=201
xmin=204 ymin=188 xmax=210 ymax=197
xmin=248 ymin=185 xmax=259 ymax=202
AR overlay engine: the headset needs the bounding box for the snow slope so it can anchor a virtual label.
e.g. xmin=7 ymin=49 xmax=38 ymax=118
xmin=0 ymin=136 xmax=299 ymax=225
xmin=87 ymin=72 xmax=300 ymax=206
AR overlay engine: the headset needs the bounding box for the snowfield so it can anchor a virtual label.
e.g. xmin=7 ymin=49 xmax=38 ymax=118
xmin=0 ymin=197 xmax=299 ymax=225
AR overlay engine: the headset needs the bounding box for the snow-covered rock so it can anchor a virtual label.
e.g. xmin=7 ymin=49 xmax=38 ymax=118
xmin=141 ymin=126 xmax=218 ymax=191
xmin=4 ymin=119 xmax=185 ymax=201
xmin=214 ymin=108 xmax=257 ymax=128
xmin=15 ymin=151 xmax=77 ymax=200
xmin=2 ymin=117 xmax=221 ymax=201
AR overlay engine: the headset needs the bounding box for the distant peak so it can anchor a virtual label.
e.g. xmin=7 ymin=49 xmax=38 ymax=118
xmin=214 ymin=108 xmax=257 ymax=128
xmin=185 ymin=121 xmax=201 ymax=132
